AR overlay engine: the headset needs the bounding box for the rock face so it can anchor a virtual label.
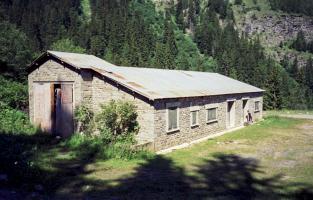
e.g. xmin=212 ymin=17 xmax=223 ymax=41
xmin=239 ymin=12 xmax=313 ymax=47
xmin=235 ymin=9 xmax=313 ymax=66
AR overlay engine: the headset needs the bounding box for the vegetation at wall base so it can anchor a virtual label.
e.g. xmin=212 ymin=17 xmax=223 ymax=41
xmin=72 ymin=100 xmax=148 ymax=160
xmin=63 ymin=133 xmax=152 ymax=160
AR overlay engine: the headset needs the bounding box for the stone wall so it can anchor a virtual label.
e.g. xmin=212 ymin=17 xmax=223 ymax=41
xmin=28 ymin=60 xmax=83 ymax=124
xmin=91 ymin=75 xmax=155 ymax=143
xmin=28 ymin=59 xmax=155 ymax=143
xmin=153 ymin=93 xmax=263 ymax=151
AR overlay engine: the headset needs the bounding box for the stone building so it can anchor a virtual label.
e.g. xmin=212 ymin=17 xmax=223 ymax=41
xmin=28 ymin=51 xmax=264 ymax=151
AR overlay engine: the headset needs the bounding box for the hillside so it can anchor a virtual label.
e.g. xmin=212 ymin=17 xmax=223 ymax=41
xmin=233 ymin=0 xmax=313 ymax=66
xmin=1 ymin=0 xmax=313 ymax=111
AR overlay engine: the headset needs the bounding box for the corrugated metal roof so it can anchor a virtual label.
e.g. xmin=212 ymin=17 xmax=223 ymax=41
xmin=47 ymin=51 xmax=116 ymax=69
xmin=47 ymin=51 xmax=264 ymax=100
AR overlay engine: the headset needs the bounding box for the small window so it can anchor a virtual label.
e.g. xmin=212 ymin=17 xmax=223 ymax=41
xmin=207 ymin=108 xmax=217 ymax=122
xmin=255 ymin=101 xmax=260 ymax=112
xmin=190 ymin=110 xmax=199 ymax=127
xmin=168 ymin=106 xmax=179 ymax=131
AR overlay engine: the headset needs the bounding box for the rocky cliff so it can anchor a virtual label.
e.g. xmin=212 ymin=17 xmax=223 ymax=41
xmin=233 ymin=2 xmax=313 ymax=66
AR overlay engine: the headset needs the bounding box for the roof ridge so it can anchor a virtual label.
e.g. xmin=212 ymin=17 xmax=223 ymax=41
xmin=47 ymin=50 xmax=94 ymax=56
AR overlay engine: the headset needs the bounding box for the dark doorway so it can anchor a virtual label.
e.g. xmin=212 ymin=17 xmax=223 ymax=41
xmin=52 ymin=83 xmax=74 ymax=137
xmin=242 ymin=100 xmax=248 ymax=124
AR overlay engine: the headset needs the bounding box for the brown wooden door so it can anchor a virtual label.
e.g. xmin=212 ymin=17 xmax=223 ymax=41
xmin=33 ymin=83 xmax=52 ymax=133
xmin=59 ymin=84 xmax=74 ymax=137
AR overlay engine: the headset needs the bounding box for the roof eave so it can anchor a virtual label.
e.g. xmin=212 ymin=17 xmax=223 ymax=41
xmin=152 ymin=90 xmax=265 ymax=100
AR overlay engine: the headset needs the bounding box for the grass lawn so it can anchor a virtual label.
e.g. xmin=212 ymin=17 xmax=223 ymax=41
xmin=1 ymin=116 xmax=313 ymax=199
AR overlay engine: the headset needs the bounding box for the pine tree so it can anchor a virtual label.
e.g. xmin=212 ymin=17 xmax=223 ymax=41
xmin=0 ymin=21 xmax=32 ymax=78
xmin=90 ymin=35 xmax=105 ymax=57
xmin=176 ymin=0 xmax=185 ymax=31
xmin=280 ymin=54 xmax=289 ymax=69
xmin=195 ymin=10 xmax=220 ymax=56
xmin=188 ymin=0 xmax=196 ymax=31
xmin=304 ymin=58 xmax=313 ymax=90
xmin=176 ymin=52 xmax=190 ymax=70
xmin=195 ymin=0 xmax=201 ymax=14
xmin=163 ymin=18 xmax=178 ymax=57
xmin=289 ymin=57 xmax=299 ymax=80
xmin=264 ymin=63 xmax=283 ymax=109
xmin=292 ymin=31 xmax=307 ymax=52
xmin=153 ymin=42 xmax=166 ymax=68
xmin=307 ymin=40 xmax=313 ymax=53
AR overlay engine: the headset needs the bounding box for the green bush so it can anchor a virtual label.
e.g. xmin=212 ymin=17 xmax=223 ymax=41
xmin=0 ymin=104 xmax=37 ymax=135
xmin=96 ymin=100 xmax=139 ymax=141
xmin=74 ymin=104 xmax=94 ymax=135
xmin=64 ymin=133 xmax=149 ymax=160
xmin=0 ymin=75 xmax=28 ymax=110
xmin=65 ymin=100 xmax=146 ymax=160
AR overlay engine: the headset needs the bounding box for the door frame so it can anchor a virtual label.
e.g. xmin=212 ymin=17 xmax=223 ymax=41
xmin=33 ymin=81 xmax=74 ymax=136
xmin=242 ymin=98 xmax=249 ymax=124
xmin=227 ymin=99 xmax=236 ymax=129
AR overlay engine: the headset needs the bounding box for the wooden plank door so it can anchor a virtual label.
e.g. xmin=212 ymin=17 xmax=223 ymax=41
xmin=60 ymin=84 xmax=74 ymax=137
xmin=33 ymin=83 xmax=52 ymax=133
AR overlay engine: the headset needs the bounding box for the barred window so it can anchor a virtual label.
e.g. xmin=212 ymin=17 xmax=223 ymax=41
xmin=168 ymin=106 xmax=178 ymax=131
xmin=190 ymin=110 xmax=199 ymax=126
xmin=207 ymin=108 xmax=217 ymax=122
xmin=255 ymin=101 xmax=260 ymax=112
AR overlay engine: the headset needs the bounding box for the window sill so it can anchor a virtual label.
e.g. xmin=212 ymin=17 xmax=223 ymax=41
xmin=191 ymin=124 xmax=200 ymax=128
xmin=166 ymin=128 xmax=180 ymax=134
xmin=207 ymin=119 xmax=218 ymax=124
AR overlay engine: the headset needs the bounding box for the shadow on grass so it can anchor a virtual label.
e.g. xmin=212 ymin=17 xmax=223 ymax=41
xmin=0 ymin=132 xmax=100 ymax=199
xmin=87 ymin=154 xmax=313 ymax=200
xmin=1 ymin=132 xmax=313 ymax=199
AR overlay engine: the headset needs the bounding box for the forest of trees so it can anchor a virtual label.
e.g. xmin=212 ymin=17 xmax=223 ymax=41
xmin=1 ymin=0 xmax=313 ymax=111
xmin=291 ymin=31 xmax=313 ymax=54
xmin=269 ymin=0 xmax=313 ymax=16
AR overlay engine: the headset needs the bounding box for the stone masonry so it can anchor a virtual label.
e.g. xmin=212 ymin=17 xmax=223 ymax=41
xmin=153 ymin=93 xmax=263 ymax=151
xmin=28 ymin=60 xmax=83 ymax=124
xmin=28 ymin=59 xmax=155 ymax=143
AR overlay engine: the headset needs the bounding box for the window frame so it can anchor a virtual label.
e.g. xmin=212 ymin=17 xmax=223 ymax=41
xmin=190 ymin=103 xmax=200 ymax=127
xmin=205 ymin=104 xmax=219 ymax=123
xmin=255 ymin=101 xmax=260 ymax=112
xmin=166 ymin=102 xmax=180 ymax=133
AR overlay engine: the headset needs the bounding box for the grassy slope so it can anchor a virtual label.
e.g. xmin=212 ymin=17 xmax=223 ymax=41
xmin=167 ymin=116 xmax=313 ymax=185
xmin=83 ymin=117 xmax=313 ymax=198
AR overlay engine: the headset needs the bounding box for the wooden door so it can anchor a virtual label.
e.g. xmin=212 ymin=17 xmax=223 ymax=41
xmin=242 ymin=100 xmax=248 ymax=123
xmin=59 ymin=84 xmax=74 ymax=137
xmin=33 ymin=83 xmax=52 ymax=133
